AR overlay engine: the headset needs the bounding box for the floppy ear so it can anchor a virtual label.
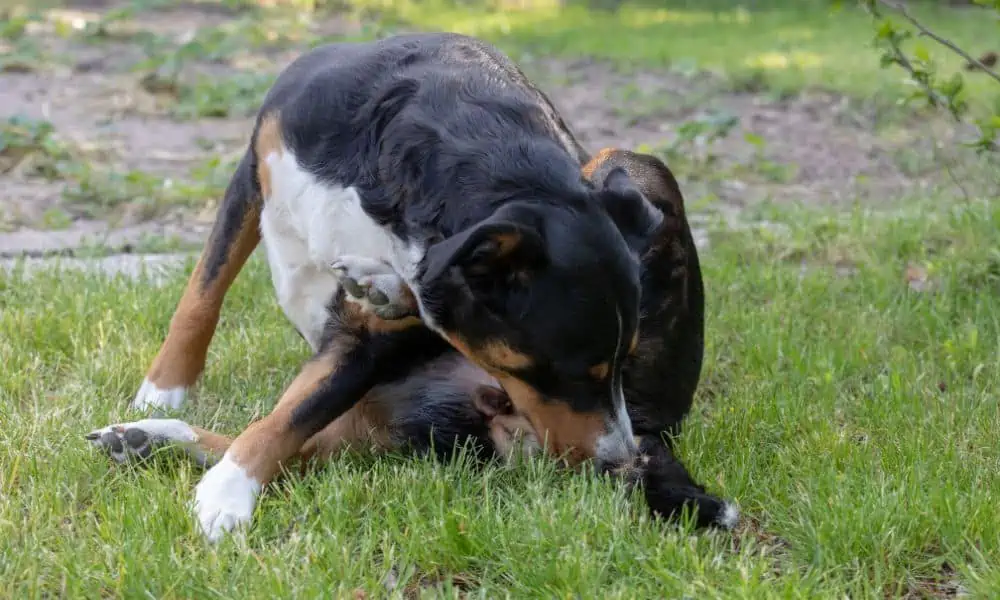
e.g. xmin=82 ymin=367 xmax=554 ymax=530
xmin=600 ymin=167 xmax=664 ymax=257
xmin=472 ymin=385 xmax=513 ymax=419
xmin=421 ymin=213 xmax=547 ymax=285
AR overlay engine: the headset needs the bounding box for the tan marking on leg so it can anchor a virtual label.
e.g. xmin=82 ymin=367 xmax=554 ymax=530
xmin=340 ymin=299 xmax=424 ymax=335
xmin=224 ymin=348 xmax=347 ymax=484
xmin=297 ymin=396 xmax=394 ymax=464
xmin=182 ymin=396 xmax=392 ymax=475
xmin=188 ymin=426 xmax=234 ymax=457
xmin=254 ymin=112 xmax=283 ymax=199
xmin=144 ymin=208 xmax=261 ymax=390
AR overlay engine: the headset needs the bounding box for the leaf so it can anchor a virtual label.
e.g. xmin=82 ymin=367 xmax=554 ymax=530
xmin=876 ymin=19 xmax=896 ymax=39
xmin=743 ymin=132 xmax=765 ymax=148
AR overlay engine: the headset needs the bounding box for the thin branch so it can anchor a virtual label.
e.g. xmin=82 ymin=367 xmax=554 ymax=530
xmin=886 ymin=33 xmax=956 ymax=116
xmin=876 ymin=0 xmax=1000 ymax=87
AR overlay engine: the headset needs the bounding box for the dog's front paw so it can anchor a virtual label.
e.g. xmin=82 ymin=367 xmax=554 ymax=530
xmin=643 ymin=471 xmax=740 ymax=530
xmin=86 ymin=418 xmax=198 ymax=464
xmin=193 ymin=454 xmax=261 ymax=543
xmin=331 ymin=255 xmax=417 ymax=320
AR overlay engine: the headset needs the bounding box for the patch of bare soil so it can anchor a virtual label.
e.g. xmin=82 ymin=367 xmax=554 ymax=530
xmin=522 ymin=58 xmax=970 ymax=207
xmin=0 ymin=3 xmax=982 ymax=257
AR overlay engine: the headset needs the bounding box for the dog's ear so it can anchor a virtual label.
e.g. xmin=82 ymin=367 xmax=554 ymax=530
xmin=600 ymin=167 xmax=664 ymax=257
xmin=472 ymin=385 xmax=513 ymax=419
xmin=421 ymin=212 xmax=547 ymax=285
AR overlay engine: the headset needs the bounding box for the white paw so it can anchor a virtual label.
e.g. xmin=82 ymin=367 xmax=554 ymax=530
xmin=193 ymin=453 xmax=261 ymax=543
xmin=131 ymin=378 xmax=187 ymax=411
xmin=86 ymin=418 xmax=197 ymax=463
xmin=717 ymin=502 xmax=740 ymax=529
xmin=331 ymin=255 xmax=415 ymax=320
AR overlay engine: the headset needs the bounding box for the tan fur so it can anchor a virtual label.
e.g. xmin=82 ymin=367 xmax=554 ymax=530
xmin=297 ymin=395 xmax=394 ymax=463
xmin=254 ymin=112 xmax=283 ymax=199
xmin=144 ymin=211 xmax=261 ymax=390
xmin=178 ymin=399 xmax=392 ymax=474
xmin=440 ymin=333 xmax=603 ymax=464
xmin=482 ymin=341 xmax=533 ymax=370
xmin=493 ymin=375 xmax=605 ymax=467
xmin=581 ymin=147 xmax=616 ymax=179
xmin=588 ymin=362 xmax=610 ymax=381
xmin=226 ymin=348 xmax=342 ymax=483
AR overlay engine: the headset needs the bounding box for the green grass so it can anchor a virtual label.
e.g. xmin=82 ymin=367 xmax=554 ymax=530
xmin=347 ymin=0 xmax=1000 ymax=113
xmin=2 ymin=197 xmax=998 ymax=597
xmin=2 ymin=0 xmax=999 ymax=596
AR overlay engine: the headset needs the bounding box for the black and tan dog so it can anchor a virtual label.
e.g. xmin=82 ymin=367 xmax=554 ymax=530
xmin=87 ymin=32 xmax=737 ymax=540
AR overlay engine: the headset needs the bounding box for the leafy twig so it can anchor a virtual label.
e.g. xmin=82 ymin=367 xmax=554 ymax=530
xmin=876 ymin=0 xmax=1000 ymax=87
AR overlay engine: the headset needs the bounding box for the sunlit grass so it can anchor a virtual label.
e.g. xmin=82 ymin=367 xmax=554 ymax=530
xmin=343 ymin=0 xmax=999 ymax=113
xmin=2 ymin=197 xmax=998 ymax=597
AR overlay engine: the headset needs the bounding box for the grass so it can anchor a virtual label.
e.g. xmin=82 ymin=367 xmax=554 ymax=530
xmin=346 ymin=0 xmax=1000 ymax=114
xmin=2 ymin=197 xmax=999 ymax=597
xmin=2 ymin=0 xmax=999 ymax=596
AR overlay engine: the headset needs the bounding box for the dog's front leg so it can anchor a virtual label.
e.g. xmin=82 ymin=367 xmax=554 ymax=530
xmin=192 ymin=262 xmax=439 ymax=542
xmin=631 ymin=435 xmax=739 ymax=530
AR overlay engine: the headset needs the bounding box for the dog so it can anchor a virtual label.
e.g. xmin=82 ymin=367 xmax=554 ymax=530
xmin=88 ymin=32 xmax=736 ymax=540
xmin=88 ymin=275 xmax=542 ymax=470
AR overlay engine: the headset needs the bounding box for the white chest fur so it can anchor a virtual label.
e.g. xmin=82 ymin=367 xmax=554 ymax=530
xmin=258 ymin=148 xmax=419 ymax=350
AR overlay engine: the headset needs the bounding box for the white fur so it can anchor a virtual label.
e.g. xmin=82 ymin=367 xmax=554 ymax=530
xmin=596 ymin=305 xmax=638 ymax=466
xmin=131 ymin=378 xmax=187 ymax=411
xmin=194 ymin=453 xmax=262 ymax=543
xmin=717 ymin=503 xmax=740 ymax=529
xmin=259 ymin=148 xmax=423 ymax=349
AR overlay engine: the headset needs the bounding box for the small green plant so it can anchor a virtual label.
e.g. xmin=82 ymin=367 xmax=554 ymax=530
xmin=657 ymin=111 xmax=741 ymax=174
xmin=742 ymin=132 xmax=799 ymax=183
xmin=0 ymin=116 xmax=73 ymax=178
xmin=173 ymin=73 xmax=276 ymax=120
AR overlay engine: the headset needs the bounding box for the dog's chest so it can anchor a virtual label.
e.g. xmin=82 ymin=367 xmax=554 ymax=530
xmin=258 ymin=149 xmax=405 ymax=349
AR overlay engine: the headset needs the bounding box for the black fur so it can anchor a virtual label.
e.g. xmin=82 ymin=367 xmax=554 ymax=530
xmin=239 ymin=34 xmax=731 ymax=528
xmin=200 ymin=152 xmax=258 ymax=286
xmin=260 ymin=33 xmax=660 ymax=455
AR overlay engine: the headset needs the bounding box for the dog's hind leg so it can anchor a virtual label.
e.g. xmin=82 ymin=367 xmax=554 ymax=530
xmin=86 ymin=400 xmax=397 ymax=472
xmin=132 ymin=151 xmax=262 ymax=412
xmin=86 ymin=419 xmax=234 ymax=469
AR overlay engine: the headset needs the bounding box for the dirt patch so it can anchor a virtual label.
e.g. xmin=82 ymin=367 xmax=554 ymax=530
xmin=0 ymin=2 xmax=988 ymax=256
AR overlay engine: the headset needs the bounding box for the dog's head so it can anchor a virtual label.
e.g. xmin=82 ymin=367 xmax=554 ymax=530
xmin=416 ymin=160 xmax=663 ymax=469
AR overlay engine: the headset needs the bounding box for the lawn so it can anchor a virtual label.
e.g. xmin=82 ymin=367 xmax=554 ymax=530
xmin=1 ymin=0 xmax=999 ymax=598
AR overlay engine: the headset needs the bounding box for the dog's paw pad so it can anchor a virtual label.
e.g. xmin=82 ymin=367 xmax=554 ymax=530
xmin=332 ymin=255 xmax=416 ymax=319
xmin=86 ymin=419 xmax=197 ymax=464
xmin=87 ymin=425 xmax=153 ymax=463
xmin=338 ymin=275 xmax=367 ymax=299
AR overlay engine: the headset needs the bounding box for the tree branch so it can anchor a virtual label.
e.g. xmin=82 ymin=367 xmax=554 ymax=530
xmin=876 ymin=0 xmax=1000 ymax=87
